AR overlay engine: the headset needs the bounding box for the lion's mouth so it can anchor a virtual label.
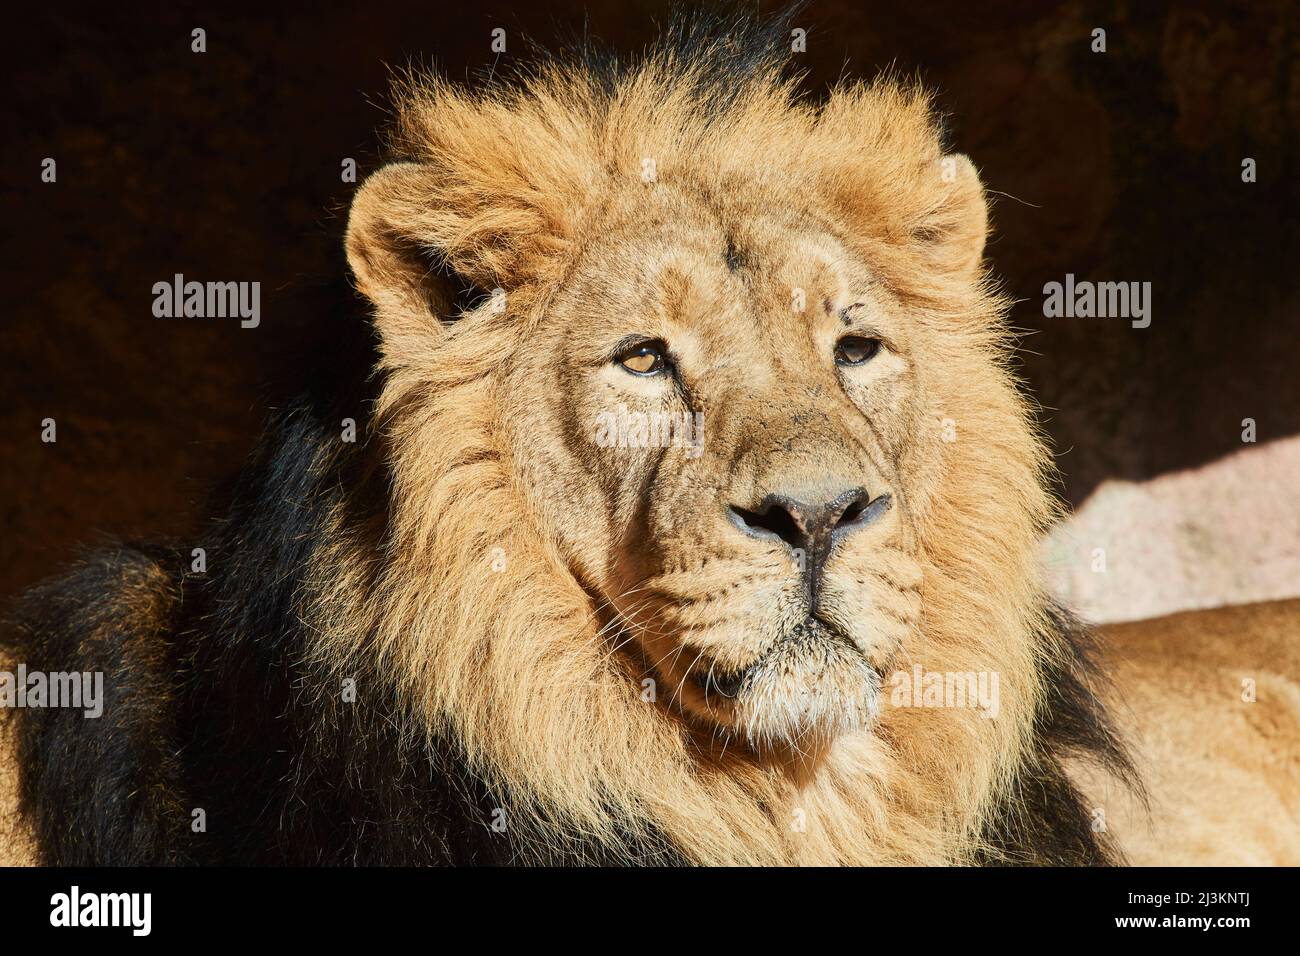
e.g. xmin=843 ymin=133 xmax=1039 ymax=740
xmin=686 ymin=615 xmax=869 ymax=703
xmin=677 ymin=615 xmax=884 ymax=748
xmin=689 ymin=663 xmax=749 ymax=699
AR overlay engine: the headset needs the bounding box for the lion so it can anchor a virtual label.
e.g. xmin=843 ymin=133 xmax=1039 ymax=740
xmin=1 ymin=10 xmax=1296 ymax=866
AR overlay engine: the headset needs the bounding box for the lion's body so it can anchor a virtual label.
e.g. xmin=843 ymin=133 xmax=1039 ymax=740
xmin=1 ymin=10 xmax=1295 ymax=866
xmin=1073 ymin=599 xmax=1300 ymax=866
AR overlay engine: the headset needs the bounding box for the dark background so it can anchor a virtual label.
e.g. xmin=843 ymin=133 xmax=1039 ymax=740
xmin=2 ymin=1 xmax=1297 ymax=600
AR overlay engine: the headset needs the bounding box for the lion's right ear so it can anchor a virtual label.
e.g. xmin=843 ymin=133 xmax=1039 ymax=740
xmin=346 ymin=162 xmax=456 ymax=348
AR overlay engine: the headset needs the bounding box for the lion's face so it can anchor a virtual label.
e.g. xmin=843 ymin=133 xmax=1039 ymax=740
xmin=502 ymin=183 xmax=933 ymax=750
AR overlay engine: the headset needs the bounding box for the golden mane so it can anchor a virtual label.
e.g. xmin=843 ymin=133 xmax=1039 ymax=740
xmin=315 ymin=16 xmax=1067 ymax=865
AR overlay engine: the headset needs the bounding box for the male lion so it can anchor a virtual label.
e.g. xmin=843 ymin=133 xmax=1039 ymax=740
xmin=2 ymin=11 xmax=1297 ymax=866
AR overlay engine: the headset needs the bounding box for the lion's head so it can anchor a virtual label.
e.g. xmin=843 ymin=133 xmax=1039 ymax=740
xmin=330 ymin=14 xmax=1077 ymax=864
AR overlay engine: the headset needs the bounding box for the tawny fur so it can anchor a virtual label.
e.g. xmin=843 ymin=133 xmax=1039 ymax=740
xmin=0 ymin=650 xmax=35 ymax=866
xmin=1072 ymin=599 xmax=1300 ymax=865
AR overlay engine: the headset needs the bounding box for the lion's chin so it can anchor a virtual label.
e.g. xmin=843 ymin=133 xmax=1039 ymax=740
xmin=683 ymin=618 xmax=882 ymax=751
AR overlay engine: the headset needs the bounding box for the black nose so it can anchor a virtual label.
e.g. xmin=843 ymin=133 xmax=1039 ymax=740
xmin=727 ymin=488 xmax=890 ymax=597
xmin=729 ymin=487 xmax=881 ymax=552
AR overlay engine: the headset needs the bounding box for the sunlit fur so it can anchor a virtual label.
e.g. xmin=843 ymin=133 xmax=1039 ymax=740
xmin=334 ymin=15 xmax=1086 ymax=865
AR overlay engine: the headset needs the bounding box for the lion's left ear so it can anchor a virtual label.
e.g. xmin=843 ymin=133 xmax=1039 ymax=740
xmin=918 ymin=154 xmax=989 ymax=277
xmin=346 ymin=162 xmax=457 ymax=322
xmin=345 ymin=87 xmax=592 ymax=357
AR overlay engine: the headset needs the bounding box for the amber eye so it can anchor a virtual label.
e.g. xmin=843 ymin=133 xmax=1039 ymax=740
xmin=835 ymin=335 xmax=881 ymax=367
xmin=617 ymin=341 xmax=668 ymax=376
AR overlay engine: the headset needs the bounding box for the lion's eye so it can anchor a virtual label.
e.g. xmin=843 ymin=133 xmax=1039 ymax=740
xmin=835 ymin=335 xmax=881 ymax=367
xmin=617 ymin=342 xmax=668 ymax=376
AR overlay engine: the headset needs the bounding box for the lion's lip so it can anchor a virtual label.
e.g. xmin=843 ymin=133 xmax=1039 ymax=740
xmin=686 ymin=615 xmax=865 ymax=701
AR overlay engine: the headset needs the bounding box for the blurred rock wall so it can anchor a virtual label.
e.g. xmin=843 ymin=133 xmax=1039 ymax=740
xmin=1046 ymin=435 xmax=1300 ymax=623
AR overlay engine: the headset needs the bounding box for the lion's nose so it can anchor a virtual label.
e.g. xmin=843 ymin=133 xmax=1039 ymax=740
xmin=728 ymin=487 xmax=887 ymax=553
xmin=727 ymin=487 xmax=890 ymax=593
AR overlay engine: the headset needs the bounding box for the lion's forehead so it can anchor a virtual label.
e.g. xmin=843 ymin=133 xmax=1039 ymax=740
xmin=569 ymin=197 xmax=876 ymax=333
xmin=588 ymin=177 xmax=845 ymax=256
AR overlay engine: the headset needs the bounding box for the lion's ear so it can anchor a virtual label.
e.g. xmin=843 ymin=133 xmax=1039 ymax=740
xmin=917 ymin=153 xmax=989 ymax=277
xmin=346 ymin=123 xmax=583 ymax=354
xmin=819 ymin=103 xmax=990 ymax=281
xmin=346 ymin=162 xmax=456 ymax=324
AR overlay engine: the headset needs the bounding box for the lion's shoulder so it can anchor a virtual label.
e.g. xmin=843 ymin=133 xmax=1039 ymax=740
xmin=1075 ymin=599 xmax=1300 ymax=865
